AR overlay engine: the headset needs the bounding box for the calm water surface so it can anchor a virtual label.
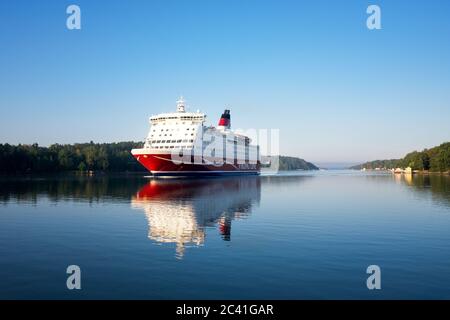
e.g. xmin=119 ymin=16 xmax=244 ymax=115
xmin=1 ymin=171 xmax=449 ymax=299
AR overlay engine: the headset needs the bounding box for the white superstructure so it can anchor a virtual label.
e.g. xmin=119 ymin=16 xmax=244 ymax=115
xmin=141 ymin=97 xmax=258 ymax=164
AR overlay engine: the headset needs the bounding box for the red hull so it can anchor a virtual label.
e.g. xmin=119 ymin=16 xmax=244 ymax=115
xmin=133 ymin=153 xmax=260 ymax=176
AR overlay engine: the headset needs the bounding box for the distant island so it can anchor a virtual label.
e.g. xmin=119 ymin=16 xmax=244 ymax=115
xmin=276 ymin=156 xmax=319 ymax=171
xmin=350 ymin=142 xmax=450 ymax=173
xmin=0 ymin=142 xmax=318 ymax=174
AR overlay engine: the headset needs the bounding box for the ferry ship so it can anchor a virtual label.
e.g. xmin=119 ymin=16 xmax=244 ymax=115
xmin=131 ymin=97 xmax=260 ymax=176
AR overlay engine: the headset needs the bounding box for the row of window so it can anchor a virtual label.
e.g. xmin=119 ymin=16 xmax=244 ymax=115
xmin=152 ymin=116 xmax=204 ymax=121
xmin=153 ymin=128 xmax=195 ymax=132
xmin=151 ymin=139 xmax=194 ymax=144
xmin=150 ymin=133 xmax=195 ymax=138
xmin=153 ymin=145 xmax=192 ymax=149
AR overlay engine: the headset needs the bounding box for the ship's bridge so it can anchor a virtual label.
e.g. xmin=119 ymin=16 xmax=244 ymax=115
xmin=145 ymin=97 xmax=206 ymax=149
xmin=150 ymin=112 xmax=205 ymax=124
xmin=149 ymin=97 xmax=206 ymax=124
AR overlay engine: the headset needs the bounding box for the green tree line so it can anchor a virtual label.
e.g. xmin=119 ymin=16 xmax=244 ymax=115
xmin=0 ymin=142 xmax=144 ymax=174
xmin=0 ymin=142 xmax=320 ymax=174
xmin=351 ymin=142 xmax=450 ymax=172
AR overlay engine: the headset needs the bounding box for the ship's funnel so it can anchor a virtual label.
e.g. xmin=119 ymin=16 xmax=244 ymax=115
xmin=218 ymin=109 xmax=231 ymax=129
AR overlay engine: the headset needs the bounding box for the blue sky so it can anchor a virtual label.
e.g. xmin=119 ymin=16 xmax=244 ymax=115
xmin=0 ymin=0 xmax=449 ymax=163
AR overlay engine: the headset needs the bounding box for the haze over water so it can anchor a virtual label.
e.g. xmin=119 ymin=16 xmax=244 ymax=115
xmin=1 ymin=171 xmax=449 ymax=299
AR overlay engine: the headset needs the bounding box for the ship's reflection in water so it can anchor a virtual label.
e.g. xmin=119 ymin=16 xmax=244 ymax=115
xmin=131 ymin=177 xmax=261 ymax=258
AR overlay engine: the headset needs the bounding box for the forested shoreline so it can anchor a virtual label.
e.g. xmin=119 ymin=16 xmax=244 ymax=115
xmin=350 ymin=142 xmax=450 ymax=172
xmin=0 ymin=142 xmax=319 ymax=174
xmin=0 ymin=142 xmax=145 ymax=174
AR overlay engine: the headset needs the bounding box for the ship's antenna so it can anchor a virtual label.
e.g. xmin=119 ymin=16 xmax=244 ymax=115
xmin=176 ymin=96 xmax=186 ymax=112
